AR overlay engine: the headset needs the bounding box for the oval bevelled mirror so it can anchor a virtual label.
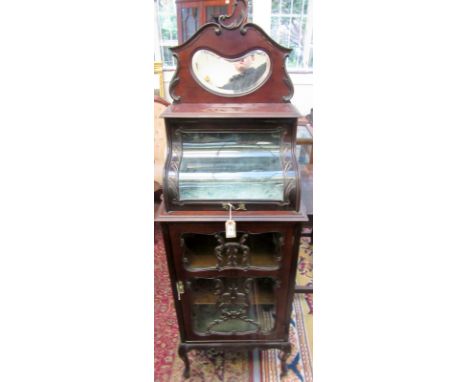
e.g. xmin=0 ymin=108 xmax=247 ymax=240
xmin=191 ymin=49 xmax=271 ymax=96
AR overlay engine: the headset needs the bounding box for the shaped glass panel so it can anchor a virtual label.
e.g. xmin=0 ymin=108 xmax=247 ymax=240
xmin=178 ymin=130 xmax=285 ymax=201
xmin=191 ymin=49 xmax=271 ymax=96
xmin=190 ymin=277 xmax=277 ymax=335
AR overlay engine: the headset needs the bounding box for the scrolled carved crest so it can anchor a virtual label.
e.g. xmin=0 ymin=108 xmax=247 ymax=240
xmin=168 ymin=0 xmax=294 ymax=104
xmin=218 ymin=0 xmax=248 ymax=30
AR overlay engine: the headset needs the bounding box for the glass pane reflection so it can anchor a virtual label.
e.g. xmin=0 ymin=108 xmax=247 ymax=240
xmin=191 ymin=49 xmax=271 ymax=96
xmin=191 ymin=277 xmax=276 ymax=335
xmin=178 ymin=131 xmax=285 ymax=201
xmin=182 ymin=231 xmax=283 ymax=271
xmin=181 ymin=7 xmax=199 ymax=42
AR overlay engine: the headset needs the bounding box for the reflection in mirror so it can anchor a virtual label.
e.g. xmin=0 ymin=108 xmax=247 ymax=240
xmin=191 ymin=49 xmax=271 ymax=96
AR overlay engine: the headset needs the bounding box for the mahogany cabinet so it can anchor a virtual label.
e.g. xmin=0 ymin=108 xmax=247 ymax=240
xmin=155 ymin=1 xmax=307 ymax=378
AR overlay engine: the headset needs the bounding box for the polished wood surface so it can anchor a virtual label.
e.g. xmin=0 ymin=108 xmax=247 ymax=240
xmin=161 ymin=102 xmax=301 ymax=118
xmin=155 ymin=201 xmax=308 ymax=222
xmin=168 ymin=2 xmax=293 ymax=104
xmin=164 ymin=221 xmax=302 ymax=342
xmin=157 ymin=2 xmax=303 ymax=377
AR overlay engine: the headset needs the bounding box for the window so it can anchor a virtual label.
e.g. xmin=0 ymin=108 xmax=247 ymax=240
xmin=155 ymin=0 xmax=312 ymax=71
xmin=157 ymin=0 xmax=178 ymax=67
xmin=270 ymin=0 xmax=312 ymax=70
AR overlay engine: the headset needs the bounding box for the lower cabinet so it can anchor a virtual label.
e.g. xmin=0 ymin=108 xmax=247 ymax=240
xmin=159 ymin=221 xmax=302 ymax=378
xmin=185 ymin=276 xmax=283 ymax=339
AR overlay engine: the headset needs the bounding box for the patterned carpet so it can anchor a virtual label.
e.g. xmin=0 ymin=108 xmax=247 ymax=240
xmin=155 ymin=224 xmax=313 ymax=382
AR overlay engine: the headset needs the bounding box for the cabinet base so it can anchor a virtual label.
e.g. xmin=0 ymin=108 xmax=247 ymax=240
xmin=178 ymin=341 xmax=292 ymax=378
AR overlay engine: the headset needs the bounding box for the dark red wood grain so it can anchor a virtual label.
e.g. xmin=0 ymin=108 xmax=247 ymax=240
xmin=155 ymin=3 xmax=305 ymax=376
xmin=169 ymin=22 xmax=294 ymax=103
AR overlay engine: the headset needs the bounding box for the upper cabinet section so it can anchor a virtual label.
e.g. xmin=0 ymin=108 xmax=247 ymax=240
xmin=163 ymin=118 xmax=301 ymax=212
xmin=169 ymin=0 xmax=294 ymax=103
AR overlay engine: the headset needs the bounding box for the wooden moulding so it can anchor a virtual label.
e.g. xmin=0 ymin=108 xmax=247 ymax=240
xmin=160 ymin=102 xmax=301 ymax=119
xmin=154 ymin=202 xmax=308 ymax=222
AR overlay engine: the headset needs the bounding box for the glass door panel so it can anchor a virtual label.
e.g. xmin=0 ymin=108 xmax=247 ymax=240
xmin=206 ymin=5 xmax=228 ymax=23
xmin=190 ymin=277 xmax=277 ymax=335
xmin=180 ymin=7 xmax=199 ymax=42
xmin=181 ymin=231 xmax=283 ymax=271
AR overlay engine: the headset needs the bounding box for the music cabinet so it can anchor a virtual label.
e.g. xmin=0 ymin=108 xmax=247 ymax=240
xmin=155 ymin=1 xmax=307 ymax=377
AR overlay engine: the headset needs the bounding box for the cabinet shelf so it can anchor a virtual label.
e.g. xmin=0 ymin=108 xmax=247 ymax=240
xmin=182 ymin=232 xmax=283 ymax=271
xmin=188 ymin=252 xmax=275 ymax=269
xmin=191 ymin=287 xmax=274 ymax=305
xmin=192 ymin=304 xmax=275 ymax=335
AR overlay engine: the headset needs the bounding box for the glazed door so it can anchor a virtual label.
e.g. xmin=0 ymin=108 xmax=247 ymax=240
xmin=178 ymin=5 xmax=200 ymax=43
xmin=168 ymin=222 xmax=297 ymax=341
xmin=187 ymin=276 xmax=281 ymax=337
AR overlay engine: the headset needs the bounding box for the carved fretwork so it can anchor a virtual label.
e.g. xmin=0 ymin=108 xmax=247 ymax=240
xmin=279 ymin=129 xmax=297 ymax=207
xmin=167 ymin=128 xmax=183 ymax=205
xmin=206 ymin=278 xmax=261 ymax=335
xmin=168 ymin=53 xmax=181 ymax=102
xmin=217 ymin=0 xmax=248 ymax=30
xmin=181 ymin=231 xmax=284 ymax=271
xmin=282 ymin=64 xmax=294 ymax=102
xmin=214 ymin=234 xmax=250 ymax=270
xmin=273 ymin=235 xmax=285 ymax=263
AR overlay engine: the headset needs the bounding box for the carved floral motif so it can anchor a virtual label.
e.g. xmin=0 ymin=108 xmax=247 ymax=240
xmin=214 ymin=233 xmax=250 ymax=270
xmin=206 ymin=278 xmax=260 ymax=334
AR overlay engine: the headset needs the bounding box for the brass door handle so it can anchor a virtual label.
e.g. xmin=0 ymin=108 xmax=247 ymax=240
xmin=176 ymin=281 xmax=185 ymax=300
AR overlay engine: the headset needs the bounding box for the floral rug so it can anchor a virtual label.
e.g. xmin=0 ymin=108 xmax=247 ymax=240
xmin=296 ymin=235 xmax=313 ymax=315
xmin=155 ymin=225 xmax=313 ymax=382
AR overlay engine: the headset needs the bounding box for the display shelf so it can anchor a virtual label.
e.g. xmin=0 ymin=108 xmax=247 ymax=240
xmin=182 ymin=231 xmax=282 ymax=270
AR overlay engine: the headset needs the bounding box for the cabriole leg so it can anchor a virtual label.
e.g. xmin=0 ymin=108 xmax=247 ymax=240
xmin=178 ymin=344 xmax=190 ymax=379
xmin=280 ymin=344 xmax=292 ymax=377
